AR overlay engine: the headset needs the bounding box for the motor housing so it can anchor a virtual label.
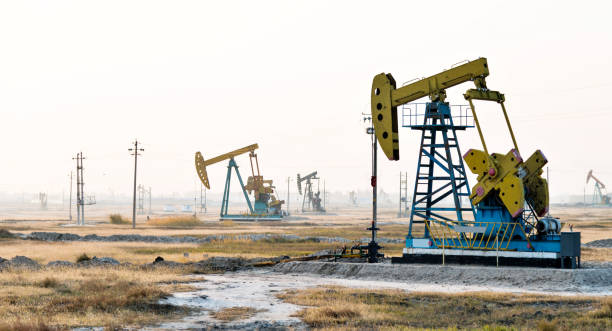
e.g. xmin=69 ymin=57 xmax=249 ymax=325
xmin=536 ymin=217 xmax=561 ymax=235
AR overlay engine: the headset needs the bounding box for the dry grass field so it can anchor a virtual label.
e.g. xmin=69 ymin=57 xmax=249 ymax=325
xmin=0 ymin=206 xmax=610 ymax=329
xmin=2 ymin=206 xmax=609 ymax=265
xmin=0 ymin=208 xmax=410 ymax=264
xmin=279 ymin=286 xmax=612 ymax=330
xmin=0 ymin=265 xmax=199 ymax=330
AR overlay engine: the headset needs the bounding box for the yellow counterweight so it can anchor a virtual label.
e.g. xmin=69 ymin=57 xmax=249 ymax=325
xmin=464 ymin=149 xmax=549 ymax=217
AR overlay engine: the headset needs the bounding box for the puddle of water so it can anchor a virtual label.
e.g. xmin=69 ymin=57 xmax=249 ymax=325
xmin=148 ymin=272 xmax=312 ymax=330
xmin=146 ymin=268 xmax=611 ymax=330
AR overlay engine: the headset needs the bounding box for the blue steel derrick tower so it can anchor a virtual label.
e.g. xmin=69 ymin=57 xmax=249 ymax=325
xmin=403 ymin=102 xmax=475 ymax=241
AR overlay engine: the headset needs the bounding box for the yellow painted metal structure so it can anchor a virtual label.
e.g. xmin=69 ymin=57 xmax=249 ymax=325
xmin=464 ymin=149 xmax=549 ymax=217
xmin=425 ymin=220 xmax=532 ymax=251
xmin=371 ymin=57 xmax=549 ymax=217
xmin=195 ymin=143 xmax=284 ymax=218
xmin=195 ymin=144 xmax=259 ymax=189
xmin=463 ymin=81 xmax=548 ymax=217
xmin=371 ymin=58 xmax=489 ymax=161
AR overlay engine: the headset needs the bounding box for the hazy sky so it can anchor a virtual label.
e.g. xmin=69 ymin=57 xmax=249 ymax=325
xmin=1 ymin=1 xmax=611 ymax=199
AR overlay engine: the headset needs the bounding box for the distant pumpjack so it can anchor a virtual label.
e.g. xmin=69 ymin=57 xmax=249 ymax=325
xmin=587 ymin=170 xmax=611 ymax=205
xmin=195 ymin=144 xmax=284 ymax=221
xmin=297 ymin=171 xmax=325 ymax=213
xmin=349 ymin=190 xmax=358 ymax=206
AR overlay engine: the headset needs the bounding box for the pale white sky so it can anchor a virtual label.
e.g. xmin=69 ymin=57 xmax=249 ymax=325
xmin=0 ymin=1 xmax=611 ymax=199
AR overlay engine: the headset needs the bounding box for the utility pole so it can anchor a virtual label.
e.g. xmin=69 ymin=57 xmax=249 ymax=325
xmin=286 ymin=177 xmax=291 ymax=216
xmin=137 ymin=184 xmax=146 ymax=215
xmin=79 ymin=153 xmax=84 ymax=224
xmin=546 ymin=167 xmax=551 ymax=216
xmin=199 ymin=183 xmax=207 ymax=213
xmin=148 ymin=187 xmax=152 ymax=215
xmin=72 ymin=152 xmax=86 ymax=225
xmin=398 ymin=172 xmax=409 ymax=217
xmin=399 ymin=171 xmax=402 ymax=217
xmin=69 ymin=171 xmax=73 ymax=221
xmin=129 ymin=140 xmax=144 ymax=229
xmin=72 ymin=153 xmax=81 ymax=225
xmin=364 ymin=114 xmax=382 ymax=263
xmin=323 ymin=180 xmax=326 ymax=211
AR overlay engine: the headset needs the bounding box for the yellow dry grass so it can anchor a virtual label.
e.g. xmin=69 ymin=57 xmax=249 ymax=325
xmin=127 ymin=238 xmax=369 ymax=259
xmin=146 ymin=215 xmax=203 ymax=227
xmin=0 ymin=206 xmax=610 ymax=268
xmin=210 ymin=306 xmax=263 ymax=321
xmin=0 ymin=206 xmax=609 ymax=330
xmin=582 ymin=247 xmax=612 ymax=262
xmin=0 ymin=266 xmax=198 ymax=329
xmin=279 ymin=286 xmax=612 ymax=330
xmin=4 ymin=206 xmax=607 ymax=248
xmin=0 ymin=236 xmax=382 ymax=265
xmin=0 ymin=240 xmax=203 ymax=264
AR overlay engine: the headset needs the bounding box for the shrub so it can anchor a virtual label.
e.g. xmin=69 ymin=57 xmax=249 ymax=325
xmin=37 ymin=277 xmax=59 ymax=288
xmin=0 ymin=229 xmax=14 ymax=239
xmin=76 ymin=253 xmax=91 ymax=263
xmin=109 ymin=214 xmax=129 ymax=225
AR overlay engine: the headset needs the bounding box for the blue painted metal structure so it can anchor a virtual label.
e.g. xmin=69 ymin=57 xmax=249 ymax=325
xmin=220 ymin=158 xmax=282 ymax=221
xmin=403 ymin=102 xmax=475 ymax=238
xmin=396 ymin=102 xmax=581 ymax=268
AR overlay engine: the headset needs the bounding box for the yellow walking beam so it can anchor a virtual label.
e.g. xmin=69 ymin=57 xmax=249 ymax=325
xmin=371 ymin=58 xmax=489 ymax=160
xmin=195 ymin=143 xmax=259 ymax=189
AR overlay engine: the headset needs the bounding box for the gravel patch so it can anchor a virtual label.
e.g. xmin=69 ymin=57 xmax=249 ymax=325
xmin=272 ymin=261 xmax=612 ymax=295
xmin=77 ymin=256 xmax=121 ymax=267
xmin=585 ymin=238 xmax=612 ymax=248
xmin=21 ymin=231 xmax=403 ymax=245
xmin=0 ymin=255 xmax=41 ymax=270
xmin=47 ymin=260 xmax=75 ymax=267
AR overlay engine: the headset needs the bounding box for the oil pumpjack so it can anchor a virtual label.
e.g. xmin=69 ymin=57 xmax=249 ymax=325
xmin=195 ymin=144 xmax=284 ymax=220
xmin=297 ymin=171 xmax=325 ymax=213
xmin=586 ymin=170 xmax=611 ymax=206
xmin=371 ymin=58 xmax=580 ymax=268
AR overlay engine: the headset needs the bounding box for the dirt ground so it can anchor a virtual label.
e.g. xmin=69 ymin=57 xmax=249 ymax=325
xmin=0 ymin=205 xmax=611 ymax=329
xmin=1 ymin=205 xmax=610 ymax=264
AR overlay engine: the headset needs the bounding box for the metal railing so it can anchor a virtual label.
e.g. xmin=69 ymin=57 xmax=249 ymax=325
xmin=425 ymin=219 xmax=531 ymax=251
xmin=401 ymin=103 xmax=475 ymax=128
